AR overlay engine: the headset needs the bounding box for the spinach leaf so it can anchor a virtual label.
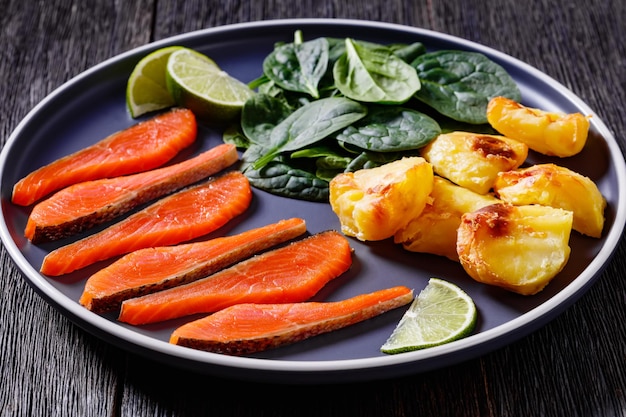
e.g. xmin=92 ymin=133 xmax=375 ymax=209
xmin=291 ymin=145 xmax=353 ymax=181
xmin=315 ymin=154 xmax=352 ymax=171
xmin=325 ymin=38 xmax=423 ymax=63
xmin=244 ymin=160 xmax=330 ymax=202
xmin=262 ymin=32 xmax=329 ymax=99
xmin=333 ymin=38 xmax=421 ymax=104
xmin=316 ymin=37 xmax=347 ymax=95
xmin=290 ymin=145 xmax=347 ymax=160
xmin=240 ymin=144 xmax=272 ymax=171
xmin=437 ymin=117 xmax=498 ymax=135
xmin=315 ymin=156 xmax=352 ymax=181
xmin=222 ymin=125 xmax=251 ymax=149
xmin=336 ymin=106 xmax=441 ymax=152
xmin=412 ymin=50 xmax=521 ymax=124
xmin=327 ymin=37 xmax=348 ymax=60
xmin=241 ymin=94 xmax=293 ymax=144
xmin=388 ymin=42 xmax=427 ymax=63
xmin=253 ymin=97 xmax=367 ymax=169
xmin=248 ymin=74 xmax=271 ymax=90
xmin=345 ymin=150 xmax=406 ymax=172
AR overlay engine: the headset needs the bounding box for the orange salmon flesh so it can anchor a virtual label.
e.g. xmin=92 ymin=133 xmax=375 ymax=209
xmin=170 ymin=286 xmax=414 ymax=355
xmin=118 ymin=230 xmax=354 ymax=325
xmin=25 ymin=143 xmax=238 ymax=243
xmin=79 ymin=218 xmax=307 ymax=313
xmin=40 ymin=171 xmax=251 ymax=276
xmin=12 ymin=108 xmax=197 ymax=206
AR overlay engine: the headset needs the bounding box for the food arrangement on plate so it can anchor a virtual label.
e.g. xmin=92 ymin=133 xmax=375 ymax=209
xmin=7 ymin=28 xmax=608 ymax=358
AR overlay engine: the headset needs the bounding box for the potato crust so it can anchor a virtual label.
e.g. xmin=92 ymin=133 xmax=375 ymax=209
xmin=486 ymin=96 xmax=589 ymax=157
xmin=457 ymin=203 xmax=573 ymax=295
xmin=329 ymin=157 xmax=434 ymax=241
xmin=395 ymin=176 xmax=501 ymax=261
xmin=494 ymin=163 xmax=606 ymax=238
xmin=421 ymin=131 xmax=528 ymax=194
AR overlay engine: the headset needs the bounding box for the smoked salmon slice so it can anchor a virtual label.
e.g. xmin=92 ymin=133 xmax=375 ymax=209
xmin=25 ymin=143 xmax=238 ymax=243
xmin=40 ymin=171 xmax=251 ymax=276
xmin=169 ymin=286 xmax=414 ymax=355
xmin=12 ymin=108 xmax=197 ymax=206
xmin=118 ymin=230 xmax=353 ymax=325
xmin=79 ymin=218 xmax=307 ymax=313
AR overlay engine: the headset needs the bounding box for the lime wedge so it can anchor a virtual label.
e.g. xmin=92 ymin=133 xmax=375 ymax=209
xmin=381 ymin=278 xmax=477 ymax=354
xmin=126 ymin=46 xmax=186 ymax=118
xmin=166 ymin=48 xmax=255 ymax=125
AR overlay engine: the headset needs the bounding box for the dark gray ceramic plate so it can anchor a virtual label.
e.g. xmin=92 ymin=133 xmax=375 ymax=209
xmin=1 ymin=19 xmax=625 ymax=383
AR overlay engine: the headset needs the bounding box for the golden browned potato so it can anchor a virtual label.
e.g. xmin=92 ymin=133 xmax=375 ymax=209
xmin=457 ymin=203 xmax=573 ymax=295
xmin=329 ymin=157 xmax=433 ymax=241
xmin=420 ymin=131 xmax=528 ymax=194
xmin=494 ymin=163 xmax=606 ymax=238
xmin=486 ymin=96 xmax=590 ymax=157
xmin=395 ymin=176 xmax=501 ymax=261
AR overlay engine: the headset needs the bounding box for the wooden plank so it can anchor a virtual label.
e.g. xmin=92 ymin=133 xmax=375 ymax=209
xmin=0 ymin=0 xmax=152 ymax=416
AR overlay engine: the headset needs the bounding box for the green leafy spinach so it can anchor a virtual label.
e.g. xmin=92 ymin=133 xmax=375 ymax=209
xmin=336 ymin=106 xmax=441 ymax=152
xmin=411 ymin=50 xmax=521 ymax=124
xmin=225 ymin=32 xmax=520 ymax=202
xmin=333 ymin=38 xmax=422 ymax=104
xmin=262 ymin=31 xmax=329 ymax=99
xmin=250 ymin=96 xmax=367 ymax=169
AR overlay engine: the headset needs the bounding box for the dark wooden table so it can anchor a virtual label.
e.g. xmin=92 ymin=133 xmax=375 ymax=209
xmin=2 ymin=0 xmax=625 ymax=416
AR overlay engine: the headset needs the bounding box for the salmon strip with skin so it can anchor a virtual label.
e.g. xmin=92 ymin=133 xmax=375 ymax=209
xmin=25 ymin=144 xmax=238 ymax=243
xmin=118 ymin=230 xmax=353 ymax=325
xmin=80 ymin=218 xmax=307 ymax=313
xmin=170 ymin=286 xmax=413 ymax=355
xmin=40 ymin=171 xmax=251 ymax=276
xmin=12 ymin=108 xmax=197 ymax=206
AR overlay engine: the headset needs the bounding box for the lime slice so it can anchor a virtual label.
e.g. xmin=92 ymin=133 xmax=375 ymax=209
xmin=126 ymin=46 xmax=186 ymax=118
xmin=381 ymin=278 xmax=477 ymax=354
xmin=166 ymin=48 xmax=255 ymax=125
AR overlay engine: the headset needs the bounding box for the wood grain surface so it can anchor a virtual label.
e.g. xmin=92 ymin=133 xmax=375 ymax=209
xmin=1 ymin=0 xmax=625 ymax=416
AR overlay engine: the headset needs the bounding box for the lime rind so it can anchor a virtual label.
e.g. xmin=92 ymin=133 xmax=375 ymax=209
xmin=126 ymin=46 xmax=185 ymax=118
xmin=174 ymin=70 xmax=252 ymax=105
xmin=381 ymin=278 xmax=477 ymax=354
xmin=165 ymin=48 xmax=255 ymax=124
xmin=168 ymin=48 xmax=219 ymax=70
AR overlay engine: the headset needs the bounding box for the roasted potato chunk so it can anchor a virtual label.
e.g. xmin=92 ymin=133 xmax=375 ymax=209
xmin=457 ymin=203 xmax=573 ymax=295
xmin=494 ymin=163 xmax=606 ymax=238
xmin=487 ymin=96 xmax=590 ymax=157
xmin=395 ymin=177 xmax=501 ymax=261
xmin=329 ymin=157 xmax=433 ymax=241
xmin=421 ymin=131 xmax=528 ymax=194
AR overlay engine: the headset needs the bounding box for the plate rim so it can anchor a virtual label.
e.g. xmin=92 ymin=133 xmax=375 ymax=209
xmin=2 ymin=18 xmax=625 ymax=383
